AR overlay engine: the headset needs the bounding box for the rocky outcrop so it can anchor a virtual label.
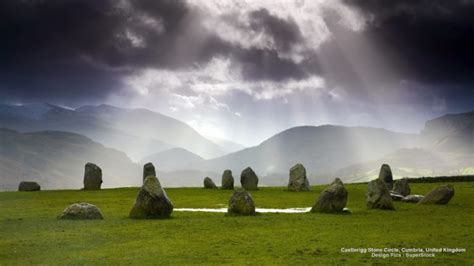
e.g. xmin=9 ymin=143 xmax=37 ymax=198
xmin=418 ymin=185 xmax=455 ymax=205
xmin=83 ymin=163 xmax=102 ymax=190
xmin=58 ymin=203 xmax=104 ymax=220
xmin=203 ymin=177 xmax=217 ymax=189
xmin=366 ymin=178 xmax=395 ymax=210
xmin=311 ymin=178 xmax=348 ymax=213
xmin=143 ymin=162 xmax=156 ymax=181
xmin=221 ymin=170 xmax=234 ymax=190
xmin=378 ymin=164 xmax=393 ymax=190
xmin=240 ymin=167 xmax=258 ymax=190
xmin=227 ymin=189 xmax=256 ymax=216
xmin=18 ymin=181 xmax=40 ymax=191
xmin=393 ymin=178 xmax=411 ymax=196
xmin=288 ymin=163 xmax=311 ymax=192
xmin=130 ymin=175 xmax=173 ymax=219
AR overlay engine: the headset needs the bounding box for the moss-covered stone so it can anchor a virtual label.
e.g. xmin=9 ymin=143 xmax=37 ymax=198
xmin=227 ymin=189 xmax=256 ymax=216
xmin=393 ymin=178 xmax=411 ymax=196
xmin=18 ymin=181 xmax=40 ymax=191
xmin=311 ymin=178 xmax=347 ymax=213
xmin=378 ymin=164 xmax=393 ymax=190
xmin=143 ymin=162 xmax=156 ymax=181
xmin=129 ymin=175 xmax=173 ymax=219
xmin=83 ymin=163 xmax=102 ymax=190
xmin=366 ymin=178 xmax=395 ymax=210
xmin=240 ymin=167 xmax=258 ymax=190
xmin=418 ymin=185 xmax=455 ymax=205
xmin=288 ymin=163 xmax=311 ymax=192
xmin=221 ymin=170 xmax=234 ymax=190
xmin=58 ymin=202 xmax=104 ymax=220
xmin=203 ymin=177 xmax=217 ymax=189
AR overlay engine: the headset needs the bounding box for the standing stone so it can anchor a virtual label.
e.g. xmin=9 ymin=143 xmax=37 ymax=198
xmin=204 ymin=177 xmax=218 ymax=189
xmin=58 ymin=203 xmax=104 ymax=220
xmin=83 ymin=163 xmax=102 ymax=190
xmin=402 ymin=195 xmax=424 ymax=203
xmin=418 ymin=185 xmax=455 ymax=205
xmin=240 ymin=167 xmax=259 ymax=190
xmin=288 ymin=163 xmax=311 ymax=192
xmin=143 ymin=162 xmax=156 ymax=181
xmin=311 ymin=178 xmax=348 ymax=213
xmin=378 ymin=164 xmax=393 ymax=190
xmin=366 ymin=178 xmax=395 ymax=210
xmin=221 ymin=170 xmax=234 ymax=190
xmin=393 ymin=178 xmax=411 ymax=196
xmin=227 ymin=189 xmax=256 ymax=216
xmin=18 ymin=181 xmax=40 ymax=191
xmin=130 ymin=175 xmax=173 ymax=219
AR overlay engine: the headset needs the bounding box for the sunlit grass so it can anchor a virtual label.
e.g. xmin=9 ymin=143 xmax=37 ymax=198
xmin=0 ymin=183 xmax=473 ymax=264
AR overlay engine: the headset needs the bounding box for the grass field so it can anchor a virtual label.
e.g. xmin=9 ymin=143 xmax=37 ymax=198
xmin=1 ymin=182 xmax=473 ymax=265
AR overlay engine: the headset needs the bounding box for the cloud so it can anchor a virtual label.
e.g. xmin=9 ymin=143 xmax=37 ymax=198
xmin=344 ymin=0 xmax=474 ymax=86
xmin=124 ymin=57 xmax=326 ymax=102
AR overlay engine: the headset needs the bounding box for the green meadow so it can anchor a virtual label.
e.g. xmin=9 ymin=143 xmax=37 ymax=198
xmin=1 ymin=183 xmax=473 ymax=265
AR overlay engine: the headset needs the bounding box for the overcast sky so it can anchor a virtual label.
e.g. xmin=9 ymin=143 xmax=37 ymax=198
xmin=1 ymin=0 xmax=473 ymax=145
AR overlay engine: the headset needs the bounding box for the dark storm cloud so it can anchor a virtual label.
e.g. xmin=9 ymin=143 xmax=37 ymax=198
xmin=344 ymin=0 xmax=474 ymax=85
xmin=248 ymin=8 xmax=303 ymax=53
xmin=1 ymin=0 xmax=473 ymax=108
xmin=0 ymin=1 xmax=312 ymax=105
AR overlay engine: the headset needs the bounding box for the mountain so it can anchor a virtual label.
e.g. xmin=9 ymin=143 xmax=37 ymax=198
xmin=190 ymin=125 xmax=419 ymax=178
xmin=140 ymin=147 xmax=205 ymax=172
xmin=335 ymin=148 xmax=474 ymax=183
xmin=422 ymin=111 xmax=474 ymax=154
xmin=0 ymin=103 xmax=225 ymax=160
xmin=0 ymin=128 xmax=141 ymax=190
xmin=205 ymin=136 xmax=246 ymax=153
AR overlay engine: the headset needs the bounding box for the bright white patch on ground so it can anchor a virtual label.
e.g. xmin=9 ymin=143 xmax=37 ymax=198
xmin=174 ymin=207 xmax=312 ymax=213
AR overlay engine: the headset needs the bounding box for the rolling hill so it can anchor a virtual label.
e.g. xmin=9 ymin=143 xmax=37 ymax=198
xmin=140 ymin=147 xmax=205 ymax=172
xmin=0 ymin=103 xmax=225 ymax=160
xmin=0 ymin=128 xmax=141 ymax=190
xmin=190 ymin=125 xmax=419 ymax=177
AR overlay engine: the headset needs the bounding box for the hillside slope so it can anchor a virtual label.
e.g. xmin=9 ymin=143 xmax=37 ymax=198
xmin=0 ymin=103 xmax=224 ymax=160
xmin=0 ymin=128 xmax=141 ymax=190
xmin=191 ymin=125 xmax=418 ymax=176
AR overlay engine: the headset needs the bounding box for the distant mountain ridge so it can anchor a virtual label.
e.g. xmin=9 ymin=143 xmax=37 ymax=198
xmin=140 ymin=147 xmax=205 ymax=172
xmin=1 ymin=104 xmax=472 ymax=189
xmin=422 ymin=111 xmax=474 ymax=154
xmin=189 ymin=125 xmax=419 ymax=178
xmin=0 ymin=128 xmax=140 ymax=190
xmin=0 ymin=103 xmax=225 ymax=160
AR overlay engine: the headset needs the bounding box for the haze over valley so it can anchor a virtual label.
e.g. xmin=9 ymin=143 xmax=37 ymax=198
xmin=0 ymin=103 xmax=472 ymax=190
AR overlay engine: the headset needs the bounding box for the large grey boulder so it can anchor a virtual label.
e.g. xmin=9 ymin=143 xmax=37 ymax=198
xmin=393 ymin=178 xmax=411 ymax=196
xmin=83 ymin=163 xmax=102 ymax=190
xmin=227 ymin=189 xmax=256 ymax=216
xmin=311 ymin=178 xmax=348 ymax=213
xmin=204 ymin=177 xmax=217 ymax=189
xmin=18 ymin=181 xmax=40 ymax=191
xmin=240 ymin=167 xmax=258 ymax=190
xmin=366 ymin=178 xmax=395 ymax=210
xmin=288 ymin=163 xmax=311 ymax=192
xmin=221 ymin=170 xmax=234 ymax=190
xmin=130 ymin=175 xmax=173 ymax=219
xmin=402 ymin=195 xmax=424 ymax=203
xmin=378 ymin=164 xmax=393 ymax=190
xmin=143 ymin=162 xmax=156 ymax=181
xmin=418 ymin=185 xmax=455 ymax=205
xmin=58 ymin=203 xmax=104 ymax=220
